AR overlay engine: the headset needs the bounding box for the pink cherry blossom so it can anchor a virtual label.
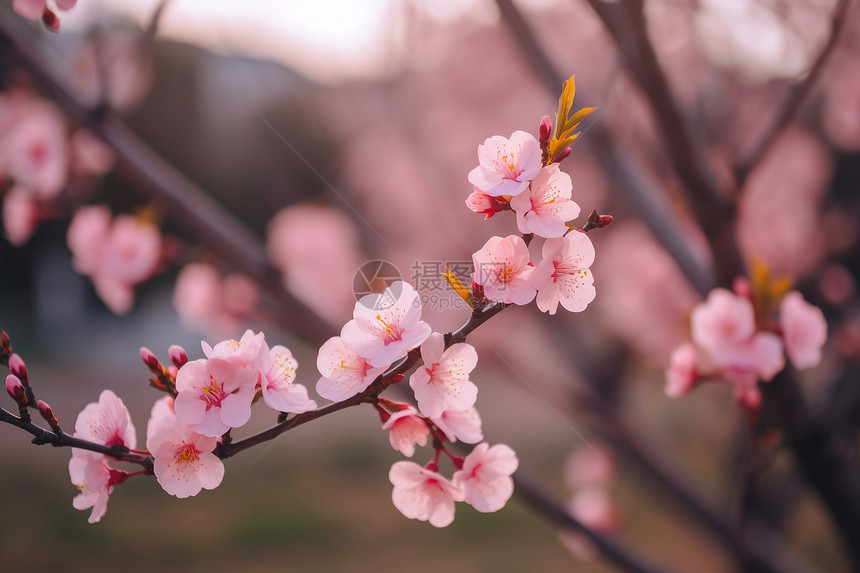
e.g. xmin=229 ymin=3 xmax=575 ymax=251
xmin=146 ymin=395 xmax=180 ymax=442
xmin=382 ymin=405 xmax=429 ymax=457
xmin=569 ymin=486 xmax=619 ymax=532
xmin=148 ymin=424 xmax=224 ymax=498
xmin=564 ymin=443 xmax=617 ymax=490
xmin=664 ymin=342 xmax=699 ymax=398
xmin=73 ymin=389 xmax=137 ymax=451
xmin=173 ymin=358 xmax=257 ymax=437
xmin=409 ymin=332 xmax=478 ymax=419
xmin=260 ymin=344 xmax=316 ymax=413
xmin=389 ymin=461 xmax=464 ymax=527
xmin=431 ymin=406 xmax=483 ymax=444
xmin=316 ymin=336 xmax=387 ymax=401
xmin=691 ymin=288 xmax=757 ymax=352
xmin=13 ymin=0 xmax=46 ymax=19
xmin=533 ymin=231 xmax=596 ymax=314
xmin=510 ymin=164 xmax=581 ymax=238
xmin=202 ymin=329 xmax=266 ymax=369
xmin=471 ymin=235 xmax=537 ymax=305
xmin=68 ymin=452 xmax=113 ymax=524
xmin=13 ymin=0 xmax=76 ymax=20
xmin=780 ymin=291 xmax=827 ymax=369
xmin=70 ymin=129 xmax=114 ymax=176
xmin=468 ymin=130 xmax=541 ymax=197
xmin=66 ymin=206 xmax=162 ymax=315
xmin=172 ymin=263 xmax=259 ymax=337
xmin=453 ymin=443 xmax=518 ymax=513
xmin=266 ymin=203 xmax=362 ymax=325
xmin=67 ymin=204 xmax=111 ymax=275
xmin=3 ymin=99 xmax=68 ymax=199
xmin=712 ymin=331 xmax=785 ymax=383
xmin=341 ymin=281 xmax=432 ymax=367
xmin=3 ymin=187 xmax=40 ymax=246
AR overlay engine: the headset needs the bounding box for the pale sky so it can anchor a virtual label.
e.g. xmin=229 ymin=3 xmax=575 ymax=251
xmin=59 ymin=0 xmax=499 ymax=83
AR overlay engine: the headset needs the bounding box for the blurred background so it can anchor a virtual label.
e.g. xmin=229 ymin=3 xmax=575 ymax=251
xmin=1 ymin=0 xmax=859 ymax=571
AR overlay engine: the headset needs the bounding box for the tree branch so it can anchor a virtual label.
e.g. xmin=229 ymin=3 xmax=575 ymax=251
xmin=582 ymin=0 xmax=743 ymax=287
xmin=0 ymin=11 xmax=335 ymax=347
xmin=736 ymin=0 xmax=853 ymax=186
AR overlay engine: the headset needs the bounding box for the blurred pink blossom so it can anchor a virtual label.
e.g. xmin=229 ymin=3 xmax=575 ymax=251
xmin=67 ymin=206 xmax=162 ymax=315
xmin=664 ymin=342 xmax=699 ymax=398
xmin=172 ymin=263 xmax=259 ymax=337
xmin=738 ymin=128 xmax=831 ymax=278
xmin=564 ymin=443 xmax=617 ymax=490
xmin=71 ymin=30 xmax=154 ymax=112
xmin=2 ymin=99 xmax=69 ymax=199
xmin=780 ymin=291 xmax=827 ymax=369
xmin=266 ymin=203 xmax=362 ymax=326
xmin=2 ymin=187 xmax=40 ymax=245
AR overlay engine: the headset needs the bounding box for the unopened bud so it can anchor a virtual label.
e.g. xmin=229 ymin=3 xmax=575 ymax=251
xmin=8 ymin=353 xmax=27 ymax=381
xmin=140 ymin=347 xmax=160 ymax=372
xmin=168 ymin=345 xmax=188 ymax=369
xmin=539 ymin=115 xmax=552 ymax=143
xmin=553 ymin=147 xmax=572 ymax=163
xmin=41 ymin=8 xmax=60 ymax=32
xmin=37 ymin=400 xmax=61 ymax=433
xmin=598 ymin=214 xmax=613 ymax=227
xmin=5 ymin=374 xmax=26 ymax=406
xmin=390 ymin=374 xmax=405 ymax=384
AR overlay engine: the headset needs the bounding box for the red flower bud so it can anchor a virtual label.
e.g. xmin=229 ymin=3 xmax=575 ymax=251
xmin=168 ymin=345 xmax=189 ymax=368
xmin=41 ymin=8 xmax=60 ymax=32
xmin=139 ymin=347 xmax=161 ymax=372
xmin=8 ymin=353 xmax=27 ymax=381
xmin=539 ymin=115 xmax=552 ymax=143
xmin=37 ymin=400 xmax=61 ymax=433
xmin=5 ymin=374 xmax=26 ymax=406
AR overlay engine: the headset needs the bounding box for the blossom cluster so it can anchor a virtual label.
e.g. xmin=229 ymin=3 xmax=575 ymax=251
xmin=466 ymin=128 xmax=597 ymax=315
xmin=665 ymin=278 xmax=827 ymax=411
xmin=317 ymin=280 xmax=518 ymax=525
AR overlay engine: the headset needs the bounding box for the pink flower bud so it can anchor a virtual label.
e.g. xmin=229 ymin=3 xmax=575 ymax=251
xmin=8 ymin=353 xmax=27 ymax=380
xmin=5 ymin=374 xmax=26 ymax=405
xmin=539 ymin=115 xmax=553 ymax=143
xmin=553 ymin=147 xmax=572 ymax=164
xmin=139 ymin=346 xmax=160 ymax=372
xmin=37 ymin=399 xmax=61 ymax=432
xmin=167 ymin=345 xmax=188 ymax=369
